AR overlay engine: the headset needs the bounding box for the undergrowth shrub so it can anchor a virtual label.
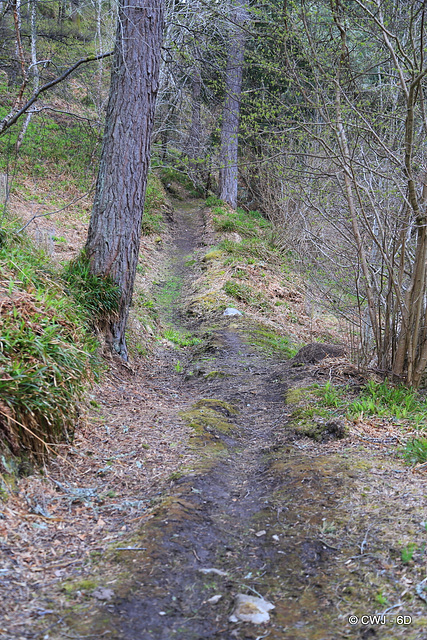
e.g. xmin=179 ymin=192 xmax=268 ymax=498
xmin=314 ymin=380 xmax=427 ymax=427
xmin=0 ymin=230 xmax=100 ymax=460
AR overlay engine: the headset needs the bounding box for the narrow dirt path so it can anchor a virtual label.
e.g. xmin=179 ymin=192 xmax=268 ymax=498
xmin=62 ymin=201 xmax=427 ymax=640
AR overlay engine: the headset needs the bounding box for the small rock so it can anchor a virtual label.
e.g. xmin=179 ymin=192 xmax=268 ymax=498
xmin=198 ymin=567 xmax=228 ymax=576
xmin=207 ymin=594 xmax=222 ymax=604
xmin=255 ymin=530 xmax=266 ymax=537
xmin=223 ymin=308 xmax=242 ymax=316
xmin=272 ymin=534 xmax=279 ymax=542
xmin=92 ymin=587 xmax=114 ymax=601
xmin=159 ymin=611 xmax=166 ymax=616
xmin=229 ymin=594 xmax=275 ymax=624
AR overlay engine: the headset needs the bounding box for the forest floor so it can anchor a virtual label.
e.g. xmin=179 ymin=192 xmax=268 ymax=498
xmin=3 ymin=198 xmax=427 ymax=640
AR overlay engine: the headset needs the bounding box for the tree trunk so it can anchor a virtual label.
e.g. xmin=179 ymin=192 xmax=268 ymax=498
xmin=85 ymin=0 xmax=165 ymax=360
xmin=187 ymin=67 xmax=202 ymax=180
xmin=16 ymin=0 xmax=38 ymax=152
xmin=219 ymin=3 xmax=246 ymax=209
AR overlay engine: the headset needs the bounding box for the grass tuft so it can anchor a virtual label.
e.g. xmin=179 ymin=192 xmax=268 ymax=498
xmin=163 ymin=328 xmax=201 ymax=347
xmin=0 ymin=229 xmax=100 ymax=460
xmin=62 ymin=251 xmax=120 ymax=322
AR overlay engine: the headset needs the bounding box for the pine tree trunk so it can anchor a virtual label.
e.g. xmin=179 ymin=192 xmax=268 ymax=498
xmin=85 ymin=0 xmax=165 ymax=360
xmin=218 ymin=4 xmax=246 ymax=209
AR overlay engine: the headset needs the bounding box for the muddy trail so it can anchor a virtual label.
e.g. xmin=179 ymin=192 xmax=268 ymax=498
xmin=67 ymin=201 xmax=426 ymax=640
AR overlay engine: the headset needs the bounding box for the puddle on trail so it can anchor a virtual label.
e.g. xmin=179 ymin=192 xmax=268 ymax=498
xmin=55 ymin=202 xmax=427 ymax=640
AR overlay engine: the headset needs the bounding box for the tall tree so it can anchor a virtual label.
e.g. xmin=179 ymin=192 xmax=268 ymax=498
xmin=85 ymin=0 xmax=165 ymax=360
xmin=219 ymin=0 xmax=247 ymax=208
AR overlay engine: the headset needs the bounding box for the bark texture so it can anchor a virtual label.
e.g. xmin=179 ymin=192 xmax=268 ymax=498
xmin=219 ymin=3 xmax=246 ymax=209
xmin=85 ymin=0 xmax=165 ymax=360
xmin=187 ymin=68 xmax=202 ymax=180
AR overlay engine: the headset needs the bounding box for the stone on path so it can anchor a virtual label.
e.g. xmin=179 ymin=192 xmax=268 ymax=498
xmin=229 ymin=593 xmax=275 ymax=624
xmin=223 ymin=308 xmax=242 ymax=316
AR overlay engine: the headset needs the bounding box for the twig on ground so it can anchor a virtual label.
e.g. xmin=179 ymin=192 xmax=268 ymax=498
xmin=360 ymin=525 xmax=371 ymax=554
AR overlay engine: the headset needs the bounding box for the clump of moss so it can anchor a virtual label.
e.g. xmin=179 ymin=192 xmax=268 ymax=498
xmin=285 ymin=386 xmax=347 ymax=441
xmin=193 ymin=398 xmax=239 ymax=416
xmin=180 ymin=399 xmax=239 ymax=452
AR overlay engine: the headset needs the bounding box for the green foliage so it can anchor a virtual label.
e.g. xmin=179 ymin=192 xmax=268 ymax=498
xmin=0 ymin=229 xmax=99 ymax=458
xmin=0 ymin=107 xmax=100 ymax=189
xmin=135 ymin=291 xmax=156 ymax=311
xmin=401 ymin=543 xmax=417 ymax=564
xmin=142 ymin=174 xmax=166 ymax=234
xmin=315 ymin=381 xmax=347 ymax=409
xmin=205 ymin=195 xmax=223 ymax=207
xmin=163 ymin=328 xmax=201 ymax=347
xmin=219 ymin=238 xmax=281 ymax=265
xmin=249 ymin=327 xmax=297 ymax=358
xmin=158 ymin=165 xmax=203 ymax=196
xmin=401 ymin=438 xmax=427 ymax=465
xmin=374 ymin=592 xmax=388 ymax=605
xmin=212 ymin=205 xmax=269 ymax=238
xmin=62 ymin=251 xmax=120 ymax=322
xmin=347 ymin=381 xmax=427 ymax=421
xmin=223 ymin=280 xmax=269 ymax=310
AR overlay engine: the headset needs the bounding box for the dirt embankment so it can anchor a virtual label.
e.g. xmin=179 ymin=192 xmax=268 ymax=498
xmin=3 ymin=199 xmax=427 ymax=640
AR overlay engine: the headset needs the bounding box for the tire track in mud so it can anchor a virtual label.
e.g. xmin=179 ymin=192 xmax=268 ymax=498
xmin=66 ymin=202 xmax=425 ymax=640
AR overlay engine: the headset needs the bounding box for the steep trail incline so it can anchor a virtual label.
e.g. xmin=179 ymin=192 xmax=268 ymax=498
xmin=59 ymin=201 xmax=426 ymax=640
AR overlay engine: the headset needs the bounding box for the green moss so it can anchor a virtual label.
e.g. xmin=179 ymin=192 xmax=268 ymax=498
xmin=62 ymin=578 xmax=98 ymax=594
xmin=193 ymin=398 xmax=239 ymax=416
xmin=163 ymin=328 xmax=201 ymax=347
xmin=180 ymin=399 xmax=239 ymax=455
xmin=204 ymin=371 xmax=229 ymax=380
xmin=286 ymin=387 xmax=313 ymax=404
xmin=202 ymin=250 xmax=224 ymax=262
xmin=182 ymin=408 xmax=235 ymax=435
